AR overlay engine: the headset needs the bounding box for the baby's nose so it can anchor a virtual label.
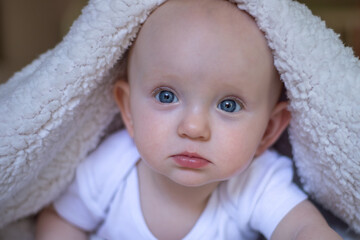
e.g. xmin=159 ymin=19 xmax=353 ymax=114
xmin=177 ymin=109 xmax=211 ymax=141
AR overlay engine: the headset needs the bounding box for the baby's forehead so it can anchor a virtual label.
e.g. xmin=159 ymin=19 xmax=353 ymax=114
xmin=145 ymin=0 xmax=261 ymax=37
xmin=136 ymin=0 xmax=271 ymax=60
xmin=133 ymin=0 xmax=274 ymax=70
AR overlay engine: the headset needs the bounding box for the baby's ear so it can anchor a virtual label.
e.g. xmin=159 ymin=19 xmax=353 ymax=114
xmin=255 ymin=102 xmax=291 ymax=156
xmin=113 ymin=81 xmax=134 ymax=137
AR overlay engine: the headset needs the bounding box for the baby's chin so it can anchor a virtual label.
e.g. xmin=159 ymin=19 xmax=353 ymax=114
xmin=166 ymin=173 xmax=224 ymax=188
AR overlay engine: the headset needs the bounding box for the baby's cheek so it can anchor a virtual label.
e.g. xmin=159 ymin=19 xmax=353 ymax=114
xmin=218 ymin=136 xmax=257 ymax=172
xmin=132 ymin=116 xmax=167 ymax=155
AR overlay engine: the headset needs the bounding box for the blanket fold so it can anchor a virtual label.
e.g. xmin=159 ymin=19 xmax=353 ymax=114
xmin=0 ymin=0 xmax=359 ymax=235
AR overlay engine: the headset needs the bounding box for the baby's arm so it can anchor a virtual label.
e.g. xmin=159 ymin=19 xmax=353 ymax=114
xmin=36 ymin=205 xmax=87 ymax=240
xmin=271 ymin=200 xmax=342 ymax=240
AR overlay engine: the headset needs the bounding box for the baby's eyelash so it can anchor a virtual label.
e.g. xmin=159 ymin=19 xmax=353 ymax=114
xmin=151 ymin=86 xmax=174 ymax=96
xmin=224 ymin=96 xmax=245 ymax=107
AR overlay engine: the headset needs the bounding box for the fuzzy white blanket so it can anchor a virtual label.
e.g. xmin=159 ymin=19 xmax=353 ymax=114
xmin=0 ymin=0 xmax=359 ymax=236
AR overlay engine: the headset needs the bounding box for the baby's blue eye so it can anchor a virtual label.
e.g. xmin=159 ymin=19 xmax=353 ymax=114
xmin=155 ymin=90 xmax=178 ymax=103
xmin=218 ymin=99 xmax=242 ymax=112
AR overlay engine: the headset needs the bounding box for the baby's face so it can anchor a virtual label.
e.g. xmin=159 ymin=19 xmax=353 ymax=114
xmin=119 ymin=0 xmax=283 ymax=186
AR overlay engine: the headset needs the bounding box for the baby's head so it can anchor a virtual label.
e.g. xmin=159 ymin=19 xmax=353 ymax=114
xmin=114 ymin=0 xmax=290 ymax=186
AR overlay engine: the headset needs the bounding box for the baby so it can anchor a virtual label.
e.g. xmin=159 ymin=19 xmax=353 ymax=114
xmin=36 ymin=0 xmax=342 ymax=239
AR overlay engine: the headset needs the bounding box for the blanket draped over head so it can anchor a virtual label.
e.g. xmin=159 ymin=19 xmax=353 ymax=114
xmin=0 ymin=0 xmax=359 ymax=235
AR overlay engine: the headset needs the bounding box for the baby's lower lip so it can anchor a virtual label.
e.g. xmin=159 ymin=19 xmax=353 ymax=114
xmin=172 ymin=155 xmax=210 ymax=169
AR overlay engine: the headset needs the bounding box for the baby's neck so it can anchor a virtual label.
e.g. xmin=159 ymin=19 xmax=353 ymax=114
xmin=137 ymin=159 xmax=219 ymax=239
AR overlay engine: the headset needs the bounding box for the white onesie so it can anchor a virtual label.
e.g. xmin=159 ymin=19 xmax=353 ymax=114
xmin=54 ymin=130 xmax=307 ymax=240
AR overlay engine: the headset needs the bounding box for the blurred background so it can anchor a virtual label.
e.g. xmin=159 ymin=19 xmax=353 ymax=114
xmin=0 ymin=0 xmax=359 ymax=83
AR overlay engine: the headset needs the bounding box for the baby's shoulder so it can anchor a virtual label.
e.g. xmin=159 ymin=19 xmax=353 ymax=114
xmin=83 ymin=129 xmax=138 ymax=171
xmin=226 ymin=150 xmax=293 ymax=187
xmin=220 ymin=150 xmax=295 ymax=205
xmin=218 ymin=151 xmax=305 ymax=236
xmin=77 ymin=129 xmax=139 ymax=192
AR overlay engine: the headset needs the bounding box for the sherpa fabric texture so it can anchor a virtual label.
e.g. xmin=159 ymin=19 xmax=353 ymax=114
xmin=0 ymin=0 xmax=359 ymax=235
